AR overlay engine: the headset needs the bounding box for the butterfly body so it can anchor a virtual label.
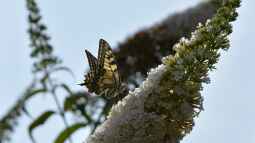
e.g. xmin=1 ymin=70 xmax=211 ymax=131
xmin=80 ymin=39 xmax=121 ymax=97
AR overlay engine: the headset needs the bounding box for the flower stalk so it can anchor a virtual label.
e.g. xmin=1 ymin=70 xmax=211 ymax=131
xmin=86 ymin=0 xmax=241 ymax=143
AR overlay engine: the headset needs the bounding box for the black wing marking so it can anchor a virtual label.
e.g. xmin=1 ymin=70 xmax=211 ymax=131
xmin=98 ymin=39 xmax=109 ymax=70
xmin=85 ymin=49 xmax=98 ymax=73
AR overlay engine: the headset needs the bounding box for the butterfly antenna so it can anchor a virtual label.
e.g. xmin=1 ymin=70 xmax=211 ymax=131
xmin=78 ymin=82 xmax=85 ymax=86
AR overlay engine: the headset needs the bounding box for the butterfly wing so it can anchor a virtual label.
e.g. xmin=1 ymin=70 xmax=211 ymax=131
xmin=85 ymin=49 xmax=98 ymax=73
xmin=97 ymin=39 xmax=108 ymax=70
xmin=97 ymin=39 xmax=121 ymax=93
xmin=80 ymin=50 xmax=99 ymax=92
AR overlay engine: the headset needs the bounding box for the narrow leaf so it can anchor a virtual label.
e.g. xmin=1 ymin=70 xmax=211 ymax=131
xmin=54 ymin=123 xmax=87 ymax=143
xmin=26 ymin=88 xmax=47 ymax=99
xmin=64 ymin=95 xmax=86 ymax=111
xmin=60 ymin=84 xmax=73 ymax=95
xmin=28 ymin=110 xmax=55 ymax=142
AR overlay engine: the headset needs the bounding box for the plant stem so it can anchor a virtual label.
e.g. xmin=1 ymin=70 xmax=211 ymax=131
xmin=47 ymin=72 xmax=73 ymax=143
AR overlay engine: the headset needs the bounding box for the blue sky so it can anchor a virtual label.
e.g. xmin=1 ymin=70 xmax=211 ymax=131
xmin=0 ymin=0 xmax=254 ymax=143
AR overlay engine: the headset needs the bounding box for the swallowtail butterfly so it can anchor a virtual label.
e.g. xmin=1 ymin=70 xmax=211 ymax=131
xmin=80 ymin=39 xmax=121 ymax=97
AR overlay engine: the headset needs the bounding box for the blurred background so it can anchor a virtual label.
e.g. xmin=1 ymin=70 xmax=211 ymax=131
xmin=0 ymin=0 xmax=254 ymax=143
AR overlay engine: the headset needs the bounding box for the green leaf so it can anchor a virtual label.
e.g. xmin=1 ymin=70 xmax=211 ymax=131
xmin=60 ymin=84 xmax=73 ymax=95
xmin=63 ymin=96 xmax=75 ymax=111
xmin=63 ymin=95 xmax=85 ymax=111
xmin=28 ymin=110 xmax=55 ymax=142
xmin=52 ymin=83 xmax=73 ymax=97
xmin=26 ymin=88 xmax=47 ymax=100
xmin=54 ymin=123 xmax=87 ymax=143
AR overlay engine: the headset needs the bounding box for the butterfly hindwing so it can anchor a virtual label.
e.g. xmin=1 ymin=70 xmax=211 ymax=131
xmin=85 ymin=50 xmax=98 ymax=74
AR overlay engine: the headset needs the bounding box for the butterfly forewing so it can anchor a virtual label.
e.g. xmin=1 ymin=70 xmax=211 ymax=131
xmin=98 ymin=39 xmax=121 ymax=94
xmin=98 ymin=39 xmax=108 ymax=69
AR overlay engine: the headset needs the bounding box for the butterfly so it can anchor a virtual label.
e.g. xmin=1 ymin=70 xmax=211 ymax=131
xmin=79 ymin=39 xmax=121 ymax=97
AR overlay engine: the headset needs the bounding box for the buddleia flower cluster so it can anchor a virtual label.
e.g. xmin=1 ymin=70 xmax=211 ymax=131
xmin=85 ymin=0 xmax=240 ymax=143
